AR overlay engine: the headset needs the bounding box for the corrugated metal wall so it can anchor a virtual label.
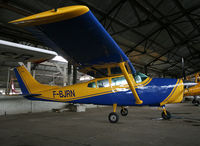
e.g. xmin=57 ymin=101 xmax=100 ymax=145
xmin=0 ymin=95 xmax=66 ymax=116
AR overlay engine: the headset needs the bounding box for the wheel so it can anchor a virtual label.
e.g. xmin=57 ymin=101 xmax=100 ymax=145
xmin=108 ymin=112 xmax=119 ymax=123
xmin=120 ymin=108 xmax=128 ymax=116
xmin=192 ymin=99 xmax=199 ymax=106
xmin=161 ymin=110 xmax=171 ymax=120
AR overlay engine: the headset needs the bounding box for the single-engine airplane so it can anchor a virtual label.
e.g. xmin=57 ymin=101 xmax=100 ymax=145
xmin=10 ymin=5 xmax=184 ymax=123
xmin=184 ymin=72 xmax=200 ymax=105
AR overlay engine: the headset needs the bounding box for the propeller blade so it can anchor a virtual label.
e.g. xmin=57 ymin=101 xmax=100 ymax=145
xmin=182 ymin=57 xmax=186 ymax=79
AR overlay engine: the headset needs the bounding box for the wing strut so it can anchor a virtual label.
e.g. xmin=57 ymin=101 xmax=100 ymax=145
xmin=119 ymin=62 xmax=143 ymax=104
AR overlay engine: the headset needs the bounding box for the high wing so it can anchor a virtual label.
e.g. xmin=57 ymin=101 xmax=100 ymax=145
xmin=0 ymin=39 xmax=57 ymax=63
xmin=9 ymin=5 xmax=136 ymax=77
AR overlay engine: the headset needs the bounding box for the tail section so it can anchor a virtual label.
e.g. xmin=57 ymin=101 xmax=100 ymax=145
xmin=14 ymin=66 xmax=56 ymax=95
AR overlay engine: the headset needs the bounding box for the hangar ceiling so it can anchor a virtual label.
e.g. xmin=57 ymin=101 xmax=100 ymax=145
xmin=0 ymin=0 xmax=200 ymax=78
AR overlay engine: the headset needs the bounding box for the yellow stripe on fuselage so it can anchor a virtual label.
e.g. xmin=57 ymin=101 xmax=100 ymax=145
xmin=35 ymin=75 xmax=152 ymax=102
xmin=135 ymin=77 xmax=152 ymax=88
xmin=160 ymin=79 xmax=184 ymax=106
xmin=9 ymin=5 xmax=89 ymax=26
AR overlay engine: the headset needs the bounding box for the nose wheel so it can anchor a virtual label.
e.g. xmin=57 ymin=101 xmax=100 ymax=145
xmin=161 ymin=106 xmax=171 ymax=120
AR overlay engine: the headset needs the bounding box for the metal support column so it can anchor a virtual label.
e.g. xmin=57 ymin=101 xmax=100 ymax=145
xmin=32 ymin=70 xmax=36 ymax=79
xmin=27 ymin=62 xmax=31 ymax=72
xmin=73 ymin=65 xmax=77 ymax=84
xmin=6 ymin=67 xmax=10 ymax=95
xmin=63 ymin=65 xmax=67 ymax=86
xmin=68 ymin=63 xmax=72 ymax=85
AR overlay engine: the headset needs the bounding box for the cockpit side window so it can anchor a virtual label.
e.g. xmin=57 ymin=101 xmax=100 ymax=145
xmin=88 ymin=82 xmax=96 ymax=88
xmin=134 ymin=75 xmax=142 ymax=83
xmin=97 ymin=79 xmax=109 ymax=88
xmin=111 ymin=76 xmax=127 ymax=86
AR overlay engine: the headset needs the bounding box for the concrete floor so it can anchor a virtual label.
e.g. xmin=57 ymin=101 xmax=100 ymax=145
xmin=0 ymin=102 xmax=199 ymax=146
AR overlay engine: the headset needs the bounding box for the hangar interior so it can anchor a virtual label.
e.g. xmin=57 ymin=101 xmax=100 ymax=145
xmin=0 ymin=0 xmax=200 ymax=115
xmin=0 ymin=1 xmax=200 ymax=146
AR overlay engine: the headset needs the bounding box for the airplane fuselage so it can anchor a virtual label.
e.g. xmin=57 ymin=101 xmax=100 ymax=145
xmin=26 ymin=75 xmax=184 ymax=107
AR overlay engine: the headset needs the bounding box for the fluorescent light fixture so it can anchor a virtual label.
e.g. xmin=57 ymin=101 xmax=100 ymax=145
xmin=52 ymin=55 xmax=68 ymax=63
xmin=80 ymin=75 xmax=94 ymax=81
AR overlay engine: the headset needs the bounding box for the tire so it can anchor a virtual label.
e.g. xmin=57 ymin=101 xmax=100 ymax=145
xmin=108 ymin=112 xmax=119 ymax=123
xmin=161 ymin=110 xmax=171 ymax=120
xmin=120 ymin=108 xmax=128 ymax=116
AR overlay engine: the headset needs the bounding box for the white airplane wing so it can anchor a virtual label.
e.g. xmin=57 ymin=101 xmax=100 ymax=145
xmin=0 ymin=39 xmax=57 ymax=63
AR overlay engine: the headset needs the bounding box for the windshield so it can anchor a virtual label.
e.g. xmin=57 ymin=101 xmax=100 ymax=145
xmin=134 ymin=72 xmax=148 ymax=83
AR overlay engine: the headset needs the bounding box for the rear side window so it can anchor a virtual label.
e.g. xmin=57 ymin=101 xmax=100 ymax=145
xmin=111 ymin=77 xmax=127 ymax=86
xmin=88 ymin=82 xmax=96 ymax=88
xmin=97 ymin=79 xmax=109 ymax=88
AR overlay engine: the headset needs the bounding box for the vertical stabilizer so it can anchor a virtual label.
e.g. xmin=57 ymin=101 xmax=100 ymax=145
xmin=14 ymin=66 xmax=55 ymax=95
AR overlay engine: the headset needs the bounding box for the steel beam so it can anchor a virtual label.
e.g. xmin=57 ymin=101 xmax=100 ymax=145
xmin=0 ymin=2 xmax=32 ymax=16
xmin=105 ymin=1 xmax=126 ymax=30
xmin=132 ymin=0 xmax=198 ymax=70
xmin=128 ymin=0 xmax=141 ymax=24
xmin=100 ymin=0 xmax=127 ymax=23
xmin=172 ymin=0 xmax=200 ymax=34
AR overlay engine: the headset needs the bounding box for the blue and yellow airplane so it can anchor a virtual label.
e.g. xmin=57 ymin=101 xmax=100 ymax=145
xmin=10 ymin=5 xmax=184 ymax=123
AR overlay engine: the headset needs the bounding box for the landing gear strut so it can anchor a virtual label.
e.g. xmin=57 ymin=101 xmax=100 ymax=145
xmin=161 ymin=106 xmax=171 ymax=120
xmin=108 ymin=104 xmax=119 ymax=123
xmin=192 ymin=96 xmax=199 ymax=106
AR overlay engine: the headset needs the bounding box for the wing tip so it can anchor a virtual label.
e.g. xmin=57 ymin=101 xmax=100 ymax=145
xmin=9 ymin=5 xmax=89 ymax=26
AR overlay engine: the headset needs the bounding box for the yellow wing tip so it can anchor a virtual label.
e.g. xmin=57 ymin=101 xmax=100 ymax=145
xmin=9 ymin=5 xmax=89 ymax=26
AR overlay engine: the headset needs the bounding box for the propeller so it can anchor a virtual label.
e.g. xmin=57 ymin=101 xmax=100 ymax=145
xmin=182 ymin=57 xmax=186 ymax=80
xmin=181 ymin=57 xmax=197 ymax=88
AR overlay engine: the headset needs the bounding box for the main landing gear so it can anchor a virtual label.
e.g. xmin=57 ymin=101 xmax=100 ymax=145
xmin=108 ymin=104 xmax=128 ymax=123
xmin=161 ymin=106 xmax=171 ymax=120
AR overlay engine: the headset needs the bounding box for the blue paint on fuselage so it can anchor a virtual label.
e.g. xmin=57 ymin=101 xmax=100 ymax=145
xmin=25 ymin=78 xmax=178 ymax=106
xmin=68 ymin=78 xmax=177 ymax=106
